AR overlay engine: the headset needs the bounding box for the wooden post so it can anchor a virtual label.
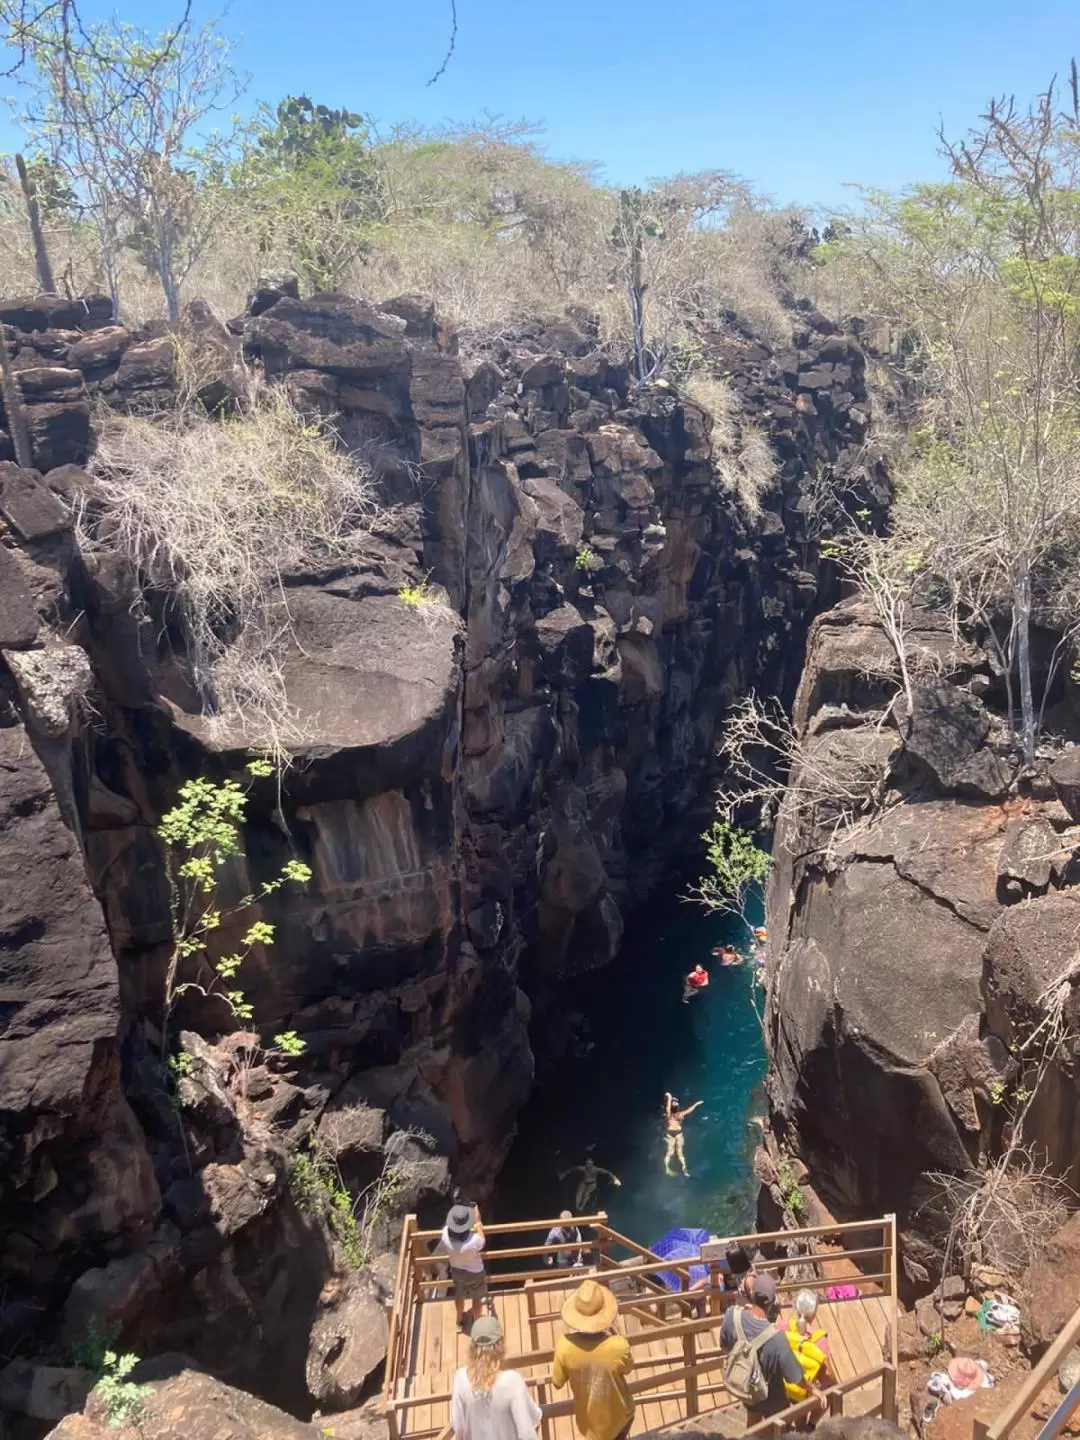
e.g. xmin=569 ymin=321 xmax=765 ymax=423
xmin=683 ymin=1329 xmax=699 ymax=1416
xmin=538 ymin=1380 xmax=552 ymax=1440
xmin=881 ymin=1366 xmax=897 ymax=1424
xmin=828 ymin=1390 xmax=844 ymax=1417
xmin=526 ymin=1284 xmax=539 ymax=1352
xmin=593 ymin=1212 xmax=608 ymax=1271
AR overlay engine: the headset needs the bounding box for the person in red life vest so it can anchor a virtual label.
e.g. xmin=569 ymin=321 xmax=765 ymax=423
xmin=682 ymin=963 xmax=709 ymax=1002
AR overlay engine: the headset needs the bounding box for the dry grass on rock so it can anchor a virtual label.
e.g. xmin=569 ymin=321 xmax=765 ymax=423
xmin=82 ymin=381 xmax=376 ymax=745
xmin=683 ymin=373 xmax=778 ymax=517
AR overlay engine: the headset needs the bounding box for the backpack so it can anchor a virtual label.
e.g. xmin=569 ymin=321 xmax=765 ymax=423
xmin=724 ymin=1309 xmax=774 ymax=1407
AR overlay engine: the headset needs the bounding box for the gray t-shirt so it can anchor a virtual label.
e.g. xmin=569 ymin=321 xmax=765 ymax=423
xmin=721 ymin=1306 xmax=805 ymax=1415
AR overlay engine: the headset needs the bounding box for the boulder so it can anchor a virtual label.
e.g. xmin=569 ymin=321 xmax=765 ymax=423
xmin=67 ymin=325 xmax=132 ymax=372
xmin=996 ymin=814 xmax=1069 ymax=899
xmin=982 ymin=893 xmax=1080 ymax=1039
xmin=27 ymin=400 xmax=93 ymax=469
xmin=0 ymin=1360 xmax=89 ymax=1422
xmin=305 ymin=1274 xmax=389 ymax=1411
xmin=1050 ymin=748 xmax=1080 ymax=822
xmin=901 ymin=682 xmax=1012 ymax=799
xmin=0 ymin=461 xmax=70 ymax=540
xmin=0 ymin=542 xmax=43 ymax=647
xmin=0 ymin=293 xmax=112 ymax=332
xmin=46 ymin=1364 xmax=322 ymax=1439
xmin=4 ymin=644 xmax=93 ymax=738
xmin=1019 ymin=1211 xmax=1080 ymax=1356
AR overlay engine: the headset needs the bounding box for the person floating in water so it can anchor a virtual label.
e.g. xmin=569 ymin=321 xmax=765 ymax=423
xmin=682 ymin=963 xmax=709 ymax=1002
xmin=663 ymin=1092 xmax=703 ymax=1177
xmin=712 ymin=945 xmax=744 ymax=968
xmin=560 ymin=1156 xmax=622 ymax=1213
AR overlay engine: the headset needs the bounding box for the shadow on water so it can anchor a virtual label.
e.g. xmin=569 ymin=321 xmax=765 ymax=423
xmin=497 ymin=891 xmax=767 ymax=1247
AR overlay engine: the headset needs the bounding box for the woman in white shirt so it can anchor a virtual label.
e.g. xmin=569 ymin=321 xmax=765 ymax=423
xmin=440 ymin=1204 xmax=488 ymax=1331
xmin=451 ymin=1315 xmax=541 ymax=1440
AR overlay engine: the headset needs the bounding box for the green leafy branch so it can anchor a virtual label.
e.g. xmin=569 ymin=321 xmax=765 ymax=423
xmin=688 ymin=821 xmax=772 ymax=937
xmin=93 ymin=1350 xmax=150 ymax=1429
xmin=159 ymin=758 xmax=312 ymax=1050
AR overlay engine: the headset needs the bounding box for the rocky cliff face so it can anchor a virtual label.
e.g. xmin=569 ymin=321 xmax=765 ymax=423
xmin=764 ymin=596 xmax=1080 ymax=1286
xmin=0 ymin=286 xmax=881 ymax=1410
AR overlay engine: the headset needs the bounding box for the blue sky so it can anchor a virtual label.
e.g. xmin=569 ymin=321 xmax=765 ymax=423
xmin=2 ymin=0 xmax=1078 ymax=210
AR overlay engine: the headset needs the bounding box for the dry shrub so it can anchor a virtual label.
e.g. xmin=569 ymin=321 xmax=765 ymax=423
xmin=81 ymin=381 xmax=375 ymax=742
xmin=927 ymin=1149 xmax=1073 ymax=1278
xmin=683 ymin=373 xmax=778 ymax=517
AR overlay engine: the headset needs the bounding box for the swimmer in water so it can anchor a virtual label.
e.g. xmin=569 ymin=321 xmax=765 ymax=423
xmin=682 ymin=963 xmax=709 ymax=1002
xmin=559 ymin=1156 xmax=622 ymax=1212
xmin=712 ymin=945 xmax=744 ymax=967
xmin=663 ymin=1091 xmax=703 ymax=1176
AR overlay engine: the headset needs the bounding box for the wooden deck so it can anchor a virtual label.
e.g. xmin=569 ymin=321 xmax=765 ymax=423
xmin=384 ymin=1214 xmax=901 ymax=1440
xmin=398 ymin=1278 xmax=893 ymax=1440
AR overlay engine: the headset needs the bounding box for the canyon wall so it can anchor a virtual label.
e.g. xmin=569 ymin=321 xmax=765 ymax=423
xmin=0 ymin=286 xmax=881 ymax=1400
xmin=764 ymin=597 xmax=1080 ymax=1285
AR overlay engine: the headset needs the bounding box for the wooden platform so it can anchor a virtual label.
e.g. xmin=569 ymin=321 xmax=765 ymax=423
xmin=384 ymin=1215 xmax=901 ymax=1440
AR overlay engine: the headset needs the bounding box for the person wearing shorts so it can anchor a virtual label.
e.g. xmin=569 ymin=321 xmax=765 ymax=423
xmin=440 ymin=1203 xmax=488 ymax=1332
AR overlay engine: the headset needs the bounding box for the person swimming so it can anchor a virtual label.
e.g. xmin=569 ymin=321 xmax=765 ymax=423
xmin=682 ymin=963 xmax=709 ymax=1002
xmin=712 ymin=945 xmax=744 ymax=967
xmin=663 ymin=1091 xmax=703 ymax=1176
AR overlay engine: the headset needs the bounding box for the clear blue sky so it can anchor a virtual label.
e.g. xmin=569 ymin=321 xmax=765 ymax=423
xmin=3 ymin=0 xmax=1078 ymax=209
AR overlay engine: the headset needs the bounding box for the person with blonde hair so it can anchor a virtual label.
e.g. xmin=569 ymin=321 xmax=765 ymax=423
xmin=783 ymin=1289 xmax=832 ymax=1404
xmin=551 ymin=1279 xmax=634 ymax=1440
xmin=451 ymin=1314 xmax=542 ymax=1440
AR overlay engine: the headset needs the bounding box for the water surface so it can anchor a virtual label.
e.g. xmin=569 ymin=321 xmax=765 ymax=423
xmin=499 ymin=893 xmax=767 ymax=1248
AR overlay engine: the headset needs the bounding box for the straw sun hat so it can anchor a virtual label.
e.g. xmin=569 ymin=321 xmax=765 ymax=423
xmin=561 ymin=1280 xmax=618 ymax=1333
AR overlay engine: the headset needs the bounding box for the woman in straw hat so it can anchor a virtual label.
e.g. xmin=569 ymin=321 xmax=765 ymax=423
xmin=451 ymin=1314 xmax=542 ymax=1440
xmin=551 ymin=1280 xmax=634 ymax=1440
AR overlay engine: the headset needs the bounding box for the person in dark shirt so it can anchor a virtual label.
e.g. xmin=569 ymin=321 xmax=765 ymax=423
xmin=544 ymin=1210 xmax=584 ymax=1269
xmin=720 ymin=1273 xmax=810 ymax=1419
xmin=722 ymin=1242 xmax=754 ymax=1292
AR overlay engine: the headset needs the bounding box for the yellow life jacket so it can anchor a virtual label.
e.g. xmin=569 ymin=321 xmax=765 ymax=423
xmin=783 ymin=1318 xmax=828 ymax=1402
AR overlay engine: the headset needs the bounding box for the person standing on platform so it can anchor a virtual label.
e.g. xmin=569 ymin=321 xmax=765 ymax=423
xmin=452 ymin=1314 xmax=542 ymax=1440
xmin=551 ymin=1280 xmax=634 ymax=1440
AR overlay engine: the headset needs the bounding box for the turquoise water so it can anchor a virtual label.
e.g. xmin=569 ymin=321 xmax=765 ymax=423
xmin=498 ymin=892 xmax=767 ymax=1246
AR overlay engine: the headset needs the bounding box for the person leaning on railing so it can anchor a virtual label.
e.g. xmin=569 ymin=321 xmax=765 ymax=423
xmin=551 ymin=1280 xmax=634 ymax=1440
xmin=437 ymin=1204 xmax=489 ymax=1334
xmin=544 ymin=1211 xmax=584 ymax=1269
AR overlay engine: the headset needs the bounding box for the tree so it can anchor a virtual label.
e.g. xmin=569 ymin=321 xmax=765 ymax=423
xmin=823 ymin=77 xmax=1080 ymax=763
xmin=20 ymin=11 xmax=243 ymax=321
xmin=689 ymin=821 xmax=772 ymax=939
xmin=230 ymin=94 xmax=380 ymax=293
xmin=158 ymin=761 xmax=311 ymax=1053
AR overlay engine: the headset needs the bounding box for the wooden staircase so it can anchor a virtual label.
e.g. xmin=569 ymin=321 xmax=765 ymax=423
xmin=382 ymin=1213 xmax=902 ymax=1440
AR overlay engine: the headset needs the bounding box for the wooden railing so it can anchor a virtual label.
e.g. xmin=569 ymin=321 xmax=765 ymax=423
xmin=384 ymin=1210 xmax=900 ymax=1440
xmin=974 ymin=1302 xmax=1080 ymax=1440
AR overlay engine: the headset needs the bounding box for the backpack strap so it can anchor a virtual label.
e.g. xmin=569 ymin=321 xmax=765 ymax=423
xmin=734 ymin=1308 xmax=775 ymax=1355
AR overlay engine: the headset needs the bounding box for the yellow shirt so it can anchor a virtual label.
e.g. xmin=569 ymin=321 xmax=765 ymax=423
xmin=551 ymin=1332 xmax=634 ymax=1440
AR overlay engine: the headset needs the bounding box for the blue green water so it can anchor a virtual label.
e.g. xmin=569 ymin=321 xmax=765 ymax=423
xmin=498 ymin=893 xmax=767 ymax=1246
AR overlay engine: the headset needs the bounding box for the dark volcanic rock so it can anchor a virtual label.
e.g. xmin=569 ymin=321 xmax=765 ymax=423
xmin=768 ymin=589 xmax=1080 ymax=1273
xmin=47 ymin=1364 xmax=324 ymax=1438
xmin=305 ymin=1274 xmax=388 ymax=1410
xmin=1 ymin=288 xmax=883 ymax=1373
xmin=1050 ymin=747 xmax=1080 ymax=821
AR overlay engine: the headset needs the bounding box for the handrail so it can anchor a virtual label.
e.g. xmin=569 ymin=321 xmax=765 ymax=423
xmin=411 ymin=1212 xmax=610 ymax=1241
xmin=975 ymin=1302 xmax=1080 ymax=1440
xmin=385 ymin=1209 xmax=901 ymax=1438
